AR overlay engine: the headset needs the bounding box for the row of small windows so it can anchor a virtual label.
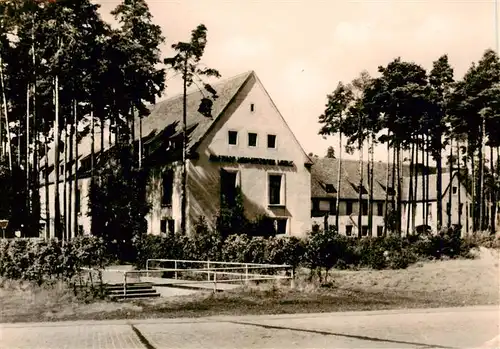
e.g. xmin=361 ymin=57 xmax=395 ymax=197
xmin=162 ymin=167 xmax=286 ymax=211
xmin=312 ymin=200 xmax=384 ymax=216
xmin=228 ymin=130 xmax=277 ymax=149
xmin=220 ymin=168 xmax=286 ymax=207
xmin=345 ymin=225 xmax=385 ymax=237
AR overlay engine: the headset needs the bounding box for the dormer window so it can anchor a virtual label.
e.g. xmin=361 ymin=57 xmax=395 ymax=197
xmin=325 ymin=184 xmax=336 ymax=193
xmin=351 ymin=183 xmax=368 ymax=194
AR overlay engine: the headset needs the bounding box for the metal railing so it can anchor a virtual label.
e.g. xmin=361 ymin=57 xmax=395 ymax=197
xmin=80 ymin=260 xmax=294 ymax=295
xmin=145 ymin=259 xmax=294 ymax=291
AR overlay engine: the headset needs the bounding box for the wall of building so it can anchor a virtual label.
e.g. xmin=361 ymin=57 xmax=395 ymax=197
xmin=311 ymin=200 xmax=387 ymax=236
xmin=39 ymin=176 xmax=91 ymax=238
xmin=186 ymin=74 xmax=312 ymax=237
xmin=145 ymin=163 xmax=182 ymax=235
xmin=401 ymin=175 xmax=472 ymax=236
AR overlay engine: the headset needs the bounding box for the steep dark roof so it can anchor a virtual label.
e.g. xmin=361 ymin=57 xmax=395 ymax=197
xmin=311 ymin=158 xmax=411 ymax=200
xmin=311 ymin=157 xmax=466 ymax=202
xmin=401 ymin=172 xmax=471 ymax=201
xmin=134 ymin=70 xmax=254 ymax=153
xmin=42 ymin=71 xmax=254 ymax=183
xmin=401 ymin=173 xmax=451 ymax=201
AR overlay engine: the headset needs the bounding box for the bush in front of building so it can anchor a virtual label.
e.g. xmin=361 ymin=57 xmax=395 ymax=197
xmin=0 ymin=236 xmax=108 ymax=285
xmin=266 ymin=235 xmax=305 ymax=273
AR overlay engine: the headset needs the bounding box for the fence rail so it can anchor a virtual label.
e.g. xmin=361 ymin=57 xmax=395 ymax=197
xmin=81 ymin=259 xmax=294 ymax=295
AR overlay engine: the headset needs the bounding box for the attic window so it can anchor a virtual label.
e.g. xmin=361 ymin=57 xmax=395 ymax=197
xmin=452 ymin=186 xmax=457 ymax=194
xmin=267 ymin=134 xmax=277 ymax=149
xmin=325 ymin=184 xmax=336 ymax=193
xmin=383 ymin=184 xmax=395 ymax=196
xmin=228 ymin=131 xmax=238 ymax=145
xmin=250 ymin=103 xmax=255 ymax=112
xmin=352 ymin=183 xmax=368 ymax=195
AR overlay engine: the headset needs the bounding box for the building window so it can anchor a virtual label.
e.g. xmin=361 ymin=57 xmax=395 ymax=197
xmin=459 ymin=203 xmax=464 ymax=215
xmin=447 ymin=202 xmax=451 ymax=214
xmin=362 ymin=201 xmax=368 ymax=215
xmin=329 ymin=201 xmax=336 ymax=214
xmin=250 ymin=103 xmax=255 ymax=112
xmin=162 ymin=170 xmax=174 ymax=206
xmin=75 ymin=188 xmax=81 ymax=213
xmin=248 ymin=132 xmax=257 ymax=147
xmin=346 ymin=225 xmax=353 ymax=236
xmin=377 ymin=226 xmax=384 ymax=237
xmin=160 ymin=218 xmax=175 ymax=234
xmin=268 ymin=174 xmax=285 ymax=206
xmin=362 ymin=225 xmax=369 ymax=236
xmin=385 ymin=185 xmax=395 ymax=196
xmin=267 ymin=134 xmax=277 ymax=149
xmin=377 ymin=202 xmax=383 ymax=216
xmin=346 ymin=202 xmax=353 ymax=215
xmin=312 ymin=199 xmax=319 ymax=211
xmin=228 ymin=130 xmax=238 ymax=145
xmin=452 ymin=186 xmax=458 ymax=194
xmin=273 ymin=218 xmax=287 ymax=235
xmin=325 ymin=184 xmax=336 ymax=193
xmin=221 ymin=169 xmax=239 ymax=206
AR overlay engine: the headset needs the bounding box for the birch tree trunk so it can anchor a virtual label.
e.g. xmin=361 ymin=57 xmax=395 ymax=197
xmin=448 ymin=140 xmax=453 ymax=228
xmin=383 ymin=132 xmax=390 ymax=236
xmin=63 ymin=123 xmax=68 ymax=242
xmin=26 ymin=85 xmax=31 ymax=216
xmin=357 ymin=139 xmax=363 ymax=238
xmin=407 ymin=140 xmax=415 ymax=235
xmin=396 ymin=144 xmax=402 ymax=236
xmin=54 ymin=75 xmax=62 ymax=240
xmin=73 ymin=100 xmax=79 ymax=236
xmin=457 ymin=141 xmax=462 ymax=234
xmin=335 ymin=132 xmax=342 ymax=230
xmin=0 ymin=53 xmax=12 ymax=171
xmin=368 ymin=133 xmax=374 ymax=236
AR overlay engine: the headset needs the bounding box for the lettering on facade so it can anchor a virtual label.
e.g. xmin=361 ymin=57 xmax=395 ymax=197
xmin=209 ymin=155 xmax=294 ymax=167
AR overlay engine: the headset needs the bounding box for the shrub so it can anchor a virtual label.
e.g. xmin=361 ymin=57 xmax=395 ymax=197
xmin=221 ymin=234 xmax=250 ymax=263
xmin=387 ymin=249 xmax=417 ymax=269
xmin=190 ymin=217 xmax=223 ymax=261
xmin=266 ymin=236 xmax=305 ymax=272
xmin=355 ymin=238 xmax=387 ymax=270
xmin=0 ymin=236 xmax=108 ymax=285
xmin=304 ymin=228 xmax=347 ymax=281
xmin=244 ymin=236 xmax=269 ymax=264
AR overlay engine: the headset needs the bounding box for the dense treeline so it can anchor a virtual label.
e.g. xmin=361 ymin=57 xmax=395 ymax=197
xmin=319 ymin=51 xmax=500 ymax=236
xmin=0 ymin=0 xmax=218 ymax=239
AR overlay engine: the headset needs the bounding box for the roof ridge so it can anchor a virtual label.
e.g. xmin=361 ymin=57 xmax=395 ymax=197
xmin=154 ymin=70 xmax=254 ymax=105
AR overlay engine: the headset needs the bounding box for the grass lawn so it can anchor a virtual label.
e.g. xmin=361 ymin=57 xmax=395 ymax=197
xmin=1 ymin=248 xmax=498 ymax=323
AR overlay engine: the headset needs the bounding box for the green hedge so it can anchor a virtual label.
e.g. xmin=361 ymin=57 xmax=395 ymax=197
xmin=0 ymin=236 xmax=108 ymax=285
xmin=133 ymin=224 xmax=478 ymax=274
xmin=0 ymin=224 xmax=480 ymax=285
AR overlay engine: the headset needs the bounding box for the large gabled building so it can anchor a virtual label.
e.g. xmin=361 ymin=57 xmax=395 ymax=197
xmin=39 ymin=71 xmax=313 ymax=238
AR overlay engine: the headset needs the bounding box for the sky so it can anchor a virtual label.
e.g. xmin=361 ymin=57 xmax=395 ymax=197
xmin=96 ymin=0 xmax=498 ymax=162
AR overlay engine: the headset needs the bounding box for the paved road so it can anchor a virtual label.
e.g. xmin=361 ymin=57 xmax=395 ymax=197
xmin=1 ymin=306 xmax=499 ymax=349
